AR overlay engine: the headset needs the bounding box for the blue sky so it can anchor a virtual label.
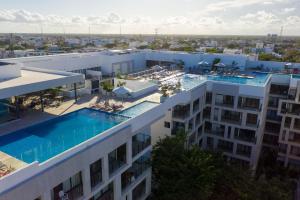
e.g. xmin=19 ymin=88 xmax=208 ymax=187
xmin=0 ymin=0 xmax=299 ymax=35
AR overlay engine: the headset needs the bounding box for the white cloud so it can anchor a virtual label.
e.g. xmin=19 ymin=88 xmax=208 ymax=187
xmin=240 ymin=11 xmax=282 ymax=26
xmin=203 ymin=0 xmax=285 ymax=12
xmin=282 ymin=7 xmax=296 ymax=13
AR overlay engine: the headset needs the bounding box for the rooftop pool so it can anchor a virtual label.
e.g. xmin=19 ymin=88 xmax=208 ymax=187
xmin=118 ymin=101 xmax=159 ymax=118
xmin=0 ymin=109 xmax=129 ymax=163
xmin=181 ymin=72 xmax=270 ymax=90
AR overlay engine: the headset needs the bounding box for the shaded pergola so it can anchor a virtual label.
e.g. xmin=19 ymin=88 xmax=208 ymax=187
xmin=0 ymin=67 xmax=84 ymax=119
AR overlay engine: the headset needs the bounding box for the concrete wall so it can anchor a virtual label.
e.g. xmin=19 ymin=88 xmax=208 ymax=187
xmin=0 ymin=63 xmax=21 ymax=81
xmin=246 ymin=60 xmax=300 ymax=71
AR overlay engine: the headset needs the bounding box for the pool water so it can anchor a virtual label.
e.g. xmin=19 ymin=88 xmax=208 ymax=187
xmin=181 ymin=72 xmax=269 ymax=90
xmin=0 ymin=109 xmax=129 ymax=163
xmin=118 ymin=101 xmax=159 ymax=118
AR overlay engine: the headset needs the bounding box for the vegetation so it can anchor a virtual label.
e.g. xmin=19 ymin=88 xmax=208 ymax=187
xmin=206 ymin=48 xmax=223 ymax=54
xmin=152 ymin=133 xmax=294 ymax=200
xmin=259 ymin=50 xmax=300 ymax=63
xmin=211 ymin=58 xmax=221 ymax=71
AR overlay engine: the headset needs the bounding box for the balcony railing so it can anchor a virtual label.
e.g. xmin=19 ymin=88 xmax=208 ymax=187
xmin=234 ymin=133 xmax=256 ymax=143
xmin=65 ymin=184 xmax=83 ymax=200
xmin=132 ymin=135 xmax=151 ymax=157
xmin=236 ymin=150 xmax=251 ymax=158
xmin=96 ymin=189 xmax=114 ymax=200
xmin=122 ymin=158 xmax=150 ymax=191
xmin=132 ymin=182 xmax=146 ymax=200
xmin=217 ymin=145 xmax=233 ymax=153
xmin=91 ymin=171 xmax=102 ymax=188
xmin=221 ymin=116 xmax=241 ymax=125
xmin=109 ymin=159 xmax=126 ymax=176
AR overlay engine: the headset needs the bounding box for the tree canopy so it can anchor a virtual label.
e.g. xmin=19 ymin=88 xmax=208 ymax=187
xmin=151 ymin=133 xmax=294 ymax=200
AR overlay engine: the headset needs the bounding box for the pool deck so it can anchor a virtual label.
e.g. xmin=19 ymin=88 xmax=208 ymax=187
xmin=0 ymin=151 xmax=27 ymax=178
xmin=0 ymin=92 xmax=162 ymax=136
xmin=0 ymin=92 xmax=161 ymax=177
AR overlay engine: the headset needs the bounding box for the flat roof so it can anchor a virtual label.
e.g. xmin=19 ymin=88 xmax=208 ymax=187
xmin=0 ymin=68 xmax=84 ymax=99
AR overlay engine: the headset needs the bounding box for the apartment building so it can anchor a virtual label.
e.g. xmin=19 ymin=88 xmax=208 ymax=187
xmin=0 ymin=103 xmax=166 ymax=200
xmin=151 ymin=72 xmax=270 ymax=169
xmin=1 ymin=51 xmax=300 ymax=200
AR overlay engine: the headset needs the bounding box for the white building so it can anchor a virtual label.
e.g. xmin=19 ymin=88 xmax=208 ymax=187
xmin=1 ymin=50 xmax=300 ymax=200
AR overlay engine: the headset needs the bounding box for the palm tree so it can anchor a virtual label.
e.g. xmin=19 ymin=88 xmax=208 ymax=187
xmin=101 ymin=81 xmax=114 ymax=105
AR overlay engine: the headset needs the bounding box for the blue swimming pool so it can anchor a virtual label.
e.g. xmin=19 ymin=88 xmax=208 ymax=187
xmin=181 ymin=72 xmax=270 ymax=90
xmin=0 ymin=109 xmax=129 ymax=163
xmin=118 ymin=101 xmax=159 ymax=118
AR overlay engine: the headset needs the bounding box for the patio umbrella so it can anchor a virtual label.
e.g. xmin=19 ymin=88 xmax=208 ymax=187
xmin=113 ymin=86 xmax=132 ymax=103
xmin=214 ymin=62 xmax=226 ymax=67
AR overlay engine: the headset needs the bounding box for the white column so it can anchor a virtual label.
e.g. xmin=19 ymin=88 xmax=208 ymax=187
xmin=114 ymin=175 xmax=122 ymax=200
xmin=82 ymin=168 xmax=91 ymax=198
xmin=103 ymin=155 xmax=109 ymax=182
xmin=41 ymin=190 xmax=51 ymax=200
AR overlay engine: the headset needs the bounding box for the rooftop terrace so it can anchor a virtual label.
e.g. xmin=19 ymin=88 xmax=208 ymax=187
xmin=0 ymin=108 xmax=129 ymax=164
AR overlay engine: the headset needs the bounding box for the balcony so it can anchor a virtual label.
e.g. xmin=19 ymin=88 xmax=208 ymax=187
xmin=209 ymin=125 xmax=225 ymax=137
xmin=246 ymin=113 xmax=258 ymax=127
xmin=263 ymin=134 xmax=278 ymax=146
xmin=52 ymin=172 xmax=83 ymax=200
xmin=203 ymin=107 xmax=211 ymax=119
xmin=90 ymin=182 xmax=114 ymax=200
xmin=238 ymin=97 xmax=260 ymax=111
xmin=121 ymin=153 xmax=150 ymax=191
xmin=234 ymin=128 xmax=256 ymax=143
xmin=109 ymin=144 xmax=127 ymax=176
xmin=281 ymin=103 xmax=300 ymax=116
xmin=290 ymin=146 xmax=300 ymax=157
xmin=294 ymin=119 xmax=300 ymax=130
xmin=215 ymin=94 xmax=234 ymax=108
xmin=236 ymin=144 xmax=251 ymax=158
xmin=269 ymin=84 xmax=289 ymax=96
xmin=221 ymin=110 xmax=242 ymax=125
xmin=289 ymin=132 xmax=300 ymax=144
xmin=193 ymin=99 xmax=200 ymax=113
xmin=217 ymin=140 xmax=233 ymax=153
xmin=132 ymin=179 xmax=147 ymax=200
xmin=264 ymin=122 xmax=280 ymax=134
xmin=90 ymin=159 xmax=102 ymax=189
xmin=266 ymin=110 xmax=282 ymax=122
xmin=132 ymin=133 xmax=151 ymax=157
xmin=268 ymin=96 xmax=279 ymax=108
xmin=206 ymin=92 xmax=212 ymax=104
xmin=172 ymin=104 xmax=190 ymax=119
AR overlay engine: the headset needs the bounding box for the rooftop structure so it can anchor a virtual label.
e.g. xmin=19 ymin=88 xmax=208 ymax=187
xmin=0 ymin=50 xmax=300 ymax=200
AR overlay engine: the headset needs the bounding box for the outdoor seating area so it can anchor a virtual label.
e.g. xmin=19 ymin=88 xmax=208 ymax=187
xmin=90 ymin=101 xmax=124 ymax=112
xmin=0 ymin=151 xmax=27 ymax=178
xmin=0 ymin=162 xmax=14 ymax=178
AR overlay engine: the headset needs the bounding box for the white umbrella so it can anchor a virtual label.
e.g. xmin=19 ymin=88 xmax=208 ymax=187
xmin=113 ymin=86 xmax=132 ymax=103
xmin=214 ymin=62 xmax=226 ymax=67
xmin=113 ymin=86 xmax=132 ymax=96
xmin=198 ymin=61 xmax=210 ymax=66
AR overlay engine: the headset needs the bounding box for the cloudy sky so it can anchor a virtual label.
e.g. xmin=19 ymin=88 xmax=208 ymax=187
xmin=0 ymin=0 xmax=299 ymax=35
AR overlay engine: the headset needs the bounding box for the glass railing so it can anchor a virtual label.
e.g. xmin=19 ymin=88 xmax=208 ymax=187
xmin=132 ymin=135 xmax=151 ymax=157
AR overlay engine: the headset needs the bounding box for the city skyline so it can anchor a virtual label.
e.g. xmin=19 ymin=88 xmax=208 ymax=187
xmin=0 ymin=0 xmax=299 ymax=35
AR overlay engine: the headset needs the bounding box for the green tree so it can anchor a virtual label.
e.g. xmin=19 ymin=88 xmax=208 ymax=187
xmin=152 ymin=133 xmax=221 ymax=200
xmin=152 ymin=133 xmax=294 ymax=200
xmin=101 ymin=81 xmax=114 ymax=104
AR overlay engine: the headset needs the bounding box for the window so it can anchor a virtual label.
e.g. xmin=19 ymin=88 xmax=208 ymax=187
xmin=52 ymin=172 xmax=83 ymax=200
xmin=164 ymin=121 xmax=170 ymax=128
xmin=227 ymin=126 xmax=231 ymax=139
xmin=90 ymin=182 xmax=113 ymax=200
xmin=246 ymin=113 xmax=258 ymax=126
xmin=90 ymin=159 xmax=102 ymax=189
xmin=108 ymin=144 xmax=127 ymax=175
xmin=236 ymin=144 xmax=252 ymax=157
